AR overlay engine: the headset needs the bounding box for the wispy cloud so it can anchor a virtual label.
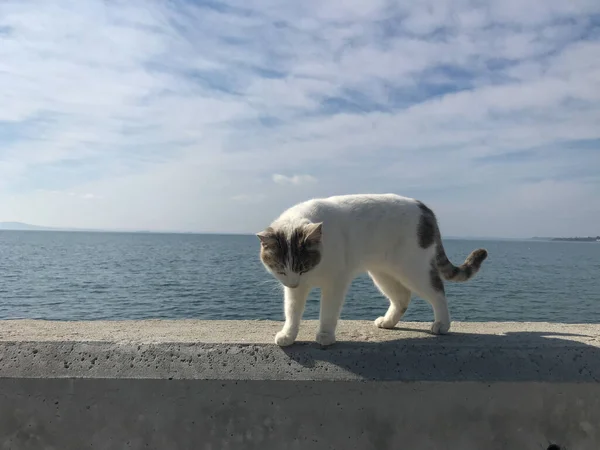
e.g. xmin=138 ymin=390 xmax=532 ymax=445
xmin=0 ymin=0 xmax=599 ymax=237
xmin=231 ymin=193 xmax=265 ymax=203
xmin=35 ymin=189 xmax=103 ymax=200
xmin=272 ymin=174 xmax=317 ymax=186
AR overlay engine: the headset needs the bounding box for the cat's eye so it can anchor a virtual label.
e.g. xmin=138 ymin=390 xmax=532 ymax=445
xmin=277 ymin=271 xmax=286 ymax=275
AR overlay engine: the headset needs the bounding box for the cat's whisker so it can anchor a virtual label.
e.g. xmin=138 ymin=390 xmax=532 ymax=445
xmin=257 ymin=279 xmax=284 ymax=295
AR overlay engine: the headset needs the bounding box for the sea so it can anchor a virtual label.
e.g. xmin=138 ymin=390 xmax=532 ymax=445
xmin=0 ymin=231 xmax=598 ymax=323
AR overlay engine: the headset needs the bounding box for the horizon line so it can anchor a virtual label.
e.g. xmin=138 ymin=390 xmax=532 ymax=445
xmin=0 ymin=221 xmax=580 ymax=241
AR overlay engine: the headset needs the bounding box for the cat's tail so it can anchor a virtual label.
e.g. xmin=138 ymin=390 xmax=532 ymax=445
xmin=435 ymin=240 xmax=488 ymax=282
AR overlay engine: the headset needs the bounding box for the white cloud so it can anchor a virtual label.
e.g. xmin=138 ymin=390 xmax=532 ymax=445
xmin=231 ymin=194 xmax=265 ymax=203
xmin=80 ymin=193 xmax=101 ymax=200
xmin=0 ymin=0 xmax=599 ymax=237
xmin=34 ymin=190 xmax=102 ymax=200
xmin=272 ymin=174 xmax=317 ymax=186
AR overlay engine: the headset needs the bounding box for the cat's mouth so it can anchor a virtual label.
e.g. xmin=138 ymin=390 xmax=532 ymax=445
xmin=284 ymin=282 xmax=299 ymax=289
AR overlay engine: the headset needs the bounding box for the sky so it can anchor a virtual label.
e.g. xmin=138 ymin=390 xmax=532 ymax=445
xmin=0 ymin=0 xmax=599 ymax=238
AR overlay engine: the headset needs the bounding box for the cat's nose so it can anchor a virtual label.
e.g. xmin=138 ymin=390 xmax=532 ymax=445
xmin=287 ymin=282 xmax=299 ymax=288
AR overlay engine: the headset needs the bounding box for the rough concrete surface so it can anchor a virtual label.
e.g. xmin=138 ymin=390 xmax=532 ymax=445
xmin=1 ymin=320 xmax=599 ymax=450
xmin=1 ymin=320 xmax=599 ymax=381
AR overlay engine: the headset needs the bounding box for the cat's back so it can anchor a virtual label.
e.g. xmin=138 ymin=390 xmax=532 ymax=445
xmin=279 ymin=193 xmax=419 ymax=223
xmin=274 ymin=194 xmax=423 ymax=267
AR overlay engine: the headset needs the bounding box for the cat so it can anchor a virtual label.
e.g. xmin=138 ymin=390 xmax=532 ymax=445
xmin=257 ymin=193 xmax=488 ymax=347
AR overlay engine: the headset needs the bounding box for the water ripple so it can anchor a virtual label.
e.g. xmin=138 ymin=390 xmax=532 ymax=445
xmin=0 ymin=231 xmax=598 ymax=323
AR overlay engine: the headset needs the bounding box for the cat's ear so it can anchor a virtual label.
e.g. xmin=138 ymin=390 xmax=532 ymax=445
xmin=304 ymin=222 xmax=323 ymax=243
xmin=256 ymin=227 xmax=276 ymax=245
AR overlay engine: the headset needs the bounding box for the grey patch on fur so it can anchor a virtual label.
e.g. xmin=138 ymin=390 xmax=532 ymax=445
xmin=416 ymin=199 xmax=488 ymax=282
xmin=259 ymin=229 xmax=289 ymax=272
xmin=289 ymin=227 xmax=322 ymax=274
xmin=259 ymin=226 xmax=322 ymax=274
xmin=430 ymin=261 xmax=445 ymax=292
xmin=416 ymin=201 xmax=438 ymax=249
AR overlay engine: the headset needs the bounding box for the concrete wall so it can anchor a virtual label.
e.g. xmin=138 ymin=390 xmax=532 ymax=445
xmin=1 ymin=320 xmax=599 ymax=450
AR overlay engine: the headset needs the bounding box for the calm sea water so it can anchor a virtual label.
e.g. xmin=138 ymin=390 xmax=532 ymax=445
xmin=0 ymin=231 xmax=598 ymax=323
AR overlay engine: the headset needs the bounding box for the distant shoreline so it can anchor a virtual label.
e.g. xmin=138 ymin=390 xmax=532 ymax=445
xmin=0 ymin=227 xmax=249 ymax=237
xmin=0 ymin=222 xmax=247 ymax=236
xmin=532 ymin=236 xmax=600 ymax=242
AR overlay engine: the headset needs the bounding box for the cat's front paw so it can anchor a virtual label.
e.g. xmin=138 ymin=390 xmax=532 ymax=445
xmin=315 ymin=331 xmax=336 ymax=347
xmin=430 ymin=320 xmax=450 ymax=335
xmin=374 ymin=316 xmax=395 ymax=329
xmin=275 ymin=330 xmax=296 ymax=347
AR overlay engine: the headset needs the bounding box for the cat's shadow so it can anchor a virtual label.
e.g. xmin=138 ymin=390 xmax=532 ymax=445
xmin=382 ymin=326 xmax=432 ymax=334
xmin=279 ymin=328 xmax=599 ymax=382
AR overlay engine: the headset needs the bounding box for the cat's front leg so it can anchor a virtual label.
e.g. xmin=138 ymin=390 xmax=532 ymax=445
xmin=275 ymin=285 xmax=310 ymax=347
xmin=316 ymin=279 xmax=350 ymax=347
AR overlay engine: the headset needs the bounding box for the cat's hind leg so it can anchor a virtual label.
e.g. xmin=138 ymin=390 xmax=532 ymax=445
xmin=369 ymin=271 xmax=412 ymax=329
xmin=395 ymin=260 xmax=451 ymax=335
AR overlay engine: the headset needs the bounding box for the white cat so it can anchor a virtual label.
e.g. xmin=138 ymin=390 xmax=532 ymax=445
xmin=257 ymin=194 xmax=488 ymax=347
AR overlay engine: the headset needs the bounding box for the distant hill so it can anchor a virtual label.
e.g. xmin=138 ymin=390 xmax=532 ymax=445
xmin=0 ymin=222 xmax=103 ymax=232
xmin=0 ymin=222 xmax=58 ymax=231
xmin=0 ymin=222 xmax=202 ymax=235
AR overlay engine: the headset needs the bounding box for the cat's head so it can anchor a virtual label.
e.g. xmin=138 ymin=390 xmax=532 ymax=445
xmin=256 ymin=222 xmax=323 ymax=288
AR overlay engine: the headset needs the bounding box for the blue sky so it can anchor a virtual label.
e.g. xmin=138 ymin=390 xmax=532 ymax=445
xmin=0 ymin=0 xmax=599 ymax=237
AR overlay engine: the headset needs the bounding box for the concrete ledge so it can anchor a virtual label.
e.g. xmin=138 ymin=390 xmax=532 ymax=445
xmin=1 ymin=320 xmax=600 ymax=450
xmin=1 ymin=320 xmax=599 ymax=381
